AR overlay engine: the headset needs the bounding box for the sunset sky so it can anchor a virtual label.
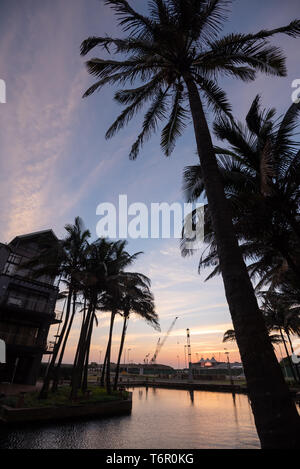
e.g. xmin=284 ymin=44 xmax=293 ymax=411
xmin=0 ymin=0 xmax=299 ymax=367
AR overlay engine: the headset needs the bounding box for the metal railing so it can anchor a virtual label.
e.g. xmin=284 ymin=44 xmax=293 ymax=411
xmin=45 ymin=341 xmax=56 ymax=352
xmin=6 ymin=296 xmax=52 ymax=314
xmin=0 ymin=272 xmax=58 ymax=291
xmin=0 ymin=331 xmax=47 ymax=349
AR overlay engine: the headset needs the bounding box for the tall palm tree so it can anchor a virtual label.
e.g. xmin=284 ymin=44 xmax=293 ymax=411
xmin=100 ymin=241 xmax=143 ymax=394
xmin=51 ymin=218 xmax=91 ymax=392
xmin=182 ymin=98 xmax=300 ymax=287
xmin=70 ymin=237 xmax=113 ymax=399
xmin=112 ymin=272 xmax=160 ymax=390
xmin=81 ymin=0 xmax=300 ymax=446
xmin=21 ymin=217 xmax=91 ymax=399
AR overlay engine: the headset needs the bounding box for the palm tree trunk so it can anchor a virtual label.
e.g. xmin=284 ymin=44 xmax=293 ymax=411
xmin=285 ymin=329 xmax=300 ymax=383
xmin=113 ymin=314 xmax=128 ymax=391
xmin=106 ymin=310 xmax=116 ymax=395
xmin=70 ymin=303 xmax=93 ymax=399
xmin=82 ymin=313 xmax=94 ymax=393
xmin=279 ymin=327 xmax=297 ymax=382
xmin=100 ymin=346 xmax=108 ymax=387
xmin=52 ymin=291 xmax=77 ymax=393
xmin=39 ymin=289 xmax=73 ymax=399
xmin=184 ymin=74 xmax=300 ymax=448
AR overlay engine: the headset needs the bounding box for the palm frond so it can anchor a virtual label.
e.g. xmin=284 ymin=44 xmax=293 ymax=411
xmin=195 ymin=76 xmax=232 ymax=117
xmin=129 ymin=88 xmax=169 ymax=160
xmin=105 ymin=0 xmax=154 ymax=37
xmin=223 ymin=329 xmax=236 ymax=343
xmin=274 ymin=101 xmax=300 ymax=162
xmin=114 ymin=73 xmax=164 ymax=105
xmin=194 ymin=0 xmax=231 ymax=42
xmin=160 ymin=86 xmax=188 ymax=156
xmin=106 ymin=77 xmax=164 ymax=139
xmin=202 ymin=35 xmax=288 ymax=77
xmin=182 ymin=165 xmax=205 ymax=202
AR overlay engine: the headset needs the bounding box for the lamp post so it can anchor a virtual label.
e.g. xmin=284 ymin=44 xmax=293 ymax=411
xmin=184 ymin=345 xmax=187 ymax=369
xmin=224 ymin=348 xmax=234 ymax=388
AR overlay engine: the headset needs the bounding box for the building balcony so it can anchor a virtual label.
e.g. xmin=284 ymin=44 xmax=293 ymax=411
xmin=6 ymin=296 xmax=50 ymax=313
xmin=3 ymin=336 xmax=49 ymax=353
xmin=1 ymin=297 xmax=61 ymax=325
xmin=0 ymin=272 xmax=58 ymax=292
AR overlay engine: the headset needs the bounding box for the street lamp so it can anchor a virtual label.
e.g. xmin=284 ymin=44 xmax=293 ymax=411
xmin=184 ymin=345 xmax=187 ymax=369
xmin=128 ymin=348 xmax=132 ymax=364
xmin=224 ymin=348 xmax=234 ymax=388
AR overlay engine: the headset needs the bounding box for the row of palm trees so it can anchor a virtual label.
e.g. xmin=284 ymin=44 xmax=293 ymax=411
xmin=80 ymin=0 xmax=300 ymax=447
xmin=25 ymin=217 xmax=159 ymax=399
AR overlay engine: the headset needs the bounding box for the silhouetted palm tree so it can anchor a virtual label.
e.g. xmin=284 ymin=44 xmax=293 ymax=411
xmin=81 ymin=1 xmax=300 ymax=446
xmin=100 ymin=241 xmax=143 ymax=394
xmin=112 ymin=273 xmax=160 ymax=390
xmin=51 ymin=218 xmax=91 ymax=392
xmin=261 ymin=291 xmax=300 ymax=383
xmin=182 ymin=98 xmax=300 ymax=286
xmin=22 ymin=217 xmax=90 ymax=399
xmin=69 ymin=237 xmax=114 ymax=399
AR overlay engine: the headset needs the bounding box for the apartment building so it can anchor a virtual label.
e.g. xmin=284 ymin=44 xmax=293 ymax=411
xmin=0 ymin=230 xmax=60 ymax=385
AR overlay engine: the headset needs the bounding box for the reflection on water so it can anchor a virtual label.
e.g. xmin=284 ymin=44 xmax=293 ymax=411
xmin=2 ymin=387 xmax=294 ymax=449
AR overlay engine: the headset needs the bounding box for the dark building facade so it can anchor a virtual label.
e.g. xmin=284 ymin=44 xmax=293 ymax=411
xmin=0 ymin=230 xmax=60 ymax=385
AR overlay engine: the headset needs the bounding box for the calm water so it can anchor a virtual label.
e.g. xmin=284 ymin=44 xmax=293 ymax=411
xmin=0 ymin=387 xmax=265 ymax=449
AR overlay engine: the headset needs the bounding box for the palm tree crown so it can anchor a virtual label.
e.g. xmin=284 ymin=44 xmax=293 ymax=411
xmin=182 ymin=98 xmax=300 ymax=288
xmin=81 ymin=0 xmax=300 ymax=159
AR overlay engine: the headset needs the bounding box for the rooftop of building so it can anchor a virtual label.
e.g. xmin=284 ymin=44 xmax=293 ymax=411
xmin=9 ymin=229 xmax=58 ymax=247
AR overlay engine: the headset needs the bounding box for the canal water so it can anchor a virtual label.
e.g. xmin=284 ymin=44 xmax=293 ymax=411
xmin=0 ymin=387 xmax=267 ymax=449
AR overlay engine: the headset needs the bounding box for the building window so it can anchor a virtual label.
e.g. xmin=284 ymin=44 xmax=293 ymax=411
xmin=6 ymin=288 xmax=49 ymax=313
xmin=4 ymin=254 xmax=22 ymax=276
xmin=8 ymin=254 xmax=22 ymax=265
xmin=0 ymin=323 xmax=39 ymax=347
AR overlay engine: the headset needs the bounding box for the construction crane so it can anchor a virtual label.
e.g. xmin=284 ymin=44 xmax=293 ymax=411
xmin=143 ymin=353 xmax=150 ymax=365
xmin=150 ymin=317 xmax=178 ymax=364
xmin=186 ymin=328 xmax=193 ymax=381
xmin=186 ymin=328 xmax=192 ymax=366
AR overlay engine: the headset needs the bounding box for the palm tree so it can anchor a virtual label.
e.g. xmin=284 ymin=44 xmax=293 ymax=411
xmin=51 ymin=218 xmax=91 ymax=392
xmin=69 ymin=237 xmax=113 ymax=399
xmin=182 ymin=98 xmax=300 ymax=287
xmin=21 ymin=217 xmax=91 ymax=399
xmin=224 ymin=289 xmax=300 ymax=382
xmin=81 ymin=0 xmax=300 ymax=446
xmin=223 ymin=329 xmax=288 ymax=349
xmin=112 ymin=272 xmax=160 ymax=390
xmin=261 ymin=291 xmax=300 ymax=383
xmin=100 ymin=241 xmax=143 ymax=394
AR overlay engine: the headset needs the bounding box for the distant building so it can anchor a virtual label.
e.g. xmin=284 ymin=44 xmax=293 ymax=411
xmin=191 ymin=357 xmax=244 ymax=380
xmin=0 ymin=230 xmax=60 ymax=385
xmin=120 ymin=363 xmax=175 ymax=377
